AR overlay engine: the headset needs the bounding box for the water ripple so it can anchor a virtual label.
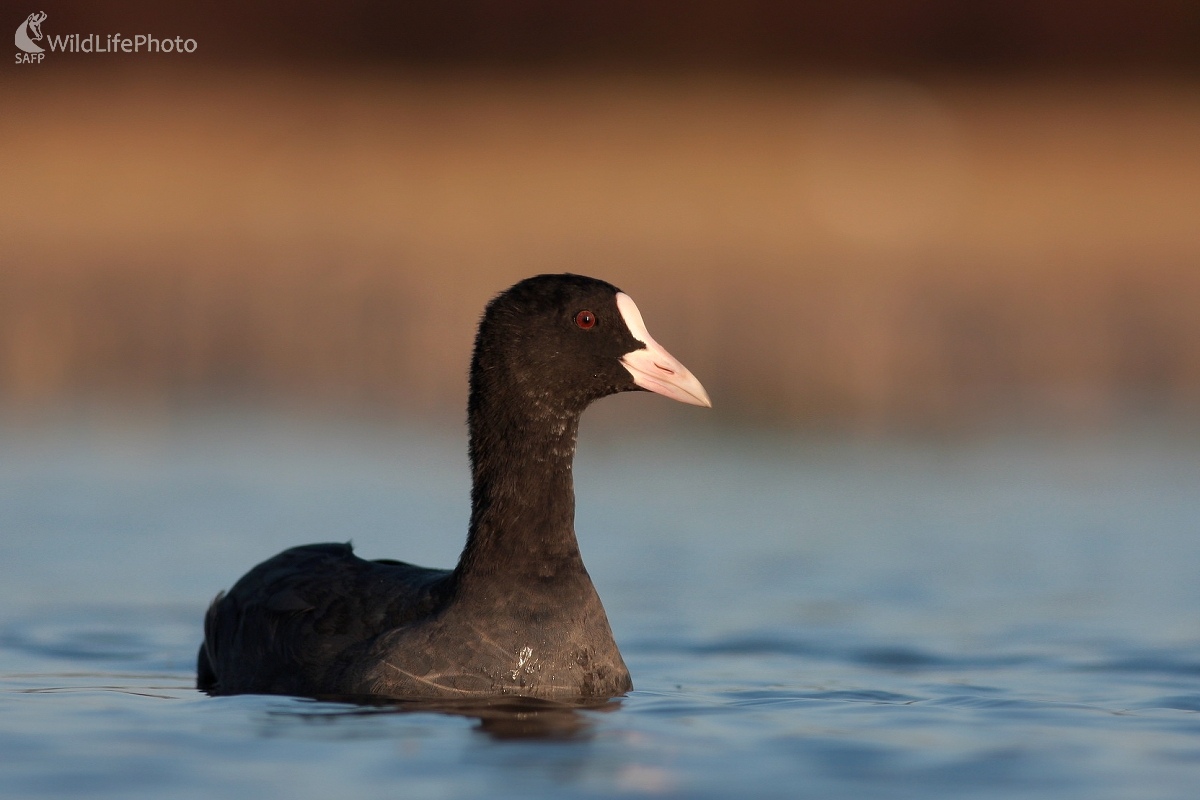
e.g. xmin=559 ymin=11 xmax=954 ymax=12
xmin=0 ymin=607 xmax=198 ymax=672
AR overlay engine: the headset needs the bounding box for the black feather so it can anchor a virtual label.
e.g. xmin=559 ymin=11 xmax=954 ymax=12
xmin=198 ymin=274 xmax=678 ymax=701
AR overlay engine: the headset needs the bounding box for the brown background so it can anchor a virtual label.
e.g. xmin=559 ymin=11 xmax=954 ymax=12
xmin=4 ymin=2 xmax=1199 ymax=430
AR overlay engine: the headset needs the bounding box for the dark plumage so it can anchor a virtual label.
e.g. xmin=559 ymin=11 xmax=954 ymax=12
xmin=198 ymin=274 xmax=710 ymax=701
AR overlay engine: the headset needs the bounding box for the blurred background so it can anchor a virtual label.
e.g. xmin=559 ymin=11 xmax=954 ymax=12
xmin=6 ymin=7 xmax=1200 ymax=794
xmin=3 ymin=0 xmax=1200 ymax=432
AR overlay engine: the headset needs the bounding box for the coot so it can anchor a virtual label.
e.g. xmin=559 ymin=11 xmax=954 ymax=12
xmin=198 ymin=274 xmax=710 ymax=701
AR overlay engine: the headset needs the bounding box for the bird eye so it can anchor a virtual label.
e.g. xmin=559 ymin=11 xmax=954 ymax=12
xmin=574 ymin=310 xmax=596 ymax=329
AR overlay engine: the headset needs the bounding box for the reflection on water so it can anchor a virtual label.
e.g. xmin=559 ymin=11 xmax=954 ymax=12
xmin=2 ymin=414 xmax=1200 ymax=798
xmin=265 ymin=697 xmax=618 ymax=741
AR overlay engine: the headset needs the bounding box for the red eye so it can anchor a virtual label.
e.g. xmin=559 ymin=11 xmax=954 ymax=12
xmin=574 ymin=310 xmax=596 ymax=329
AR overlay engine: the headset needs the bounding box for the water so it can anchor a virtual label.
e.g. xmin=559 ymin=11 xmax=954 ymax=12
xmin=2 ymin=413 xmax=1200 ymax=799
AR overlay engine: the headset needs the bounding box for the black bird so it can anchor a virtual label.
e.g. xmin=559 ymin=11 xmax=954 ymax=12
xmin=198 ymin=274 xmax=710 ymax=701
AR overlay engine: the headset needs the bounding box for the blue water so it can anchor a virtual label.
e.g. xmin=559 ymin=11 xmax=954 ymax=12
xmin=2 ymin=413 xmax=1200 ymax=799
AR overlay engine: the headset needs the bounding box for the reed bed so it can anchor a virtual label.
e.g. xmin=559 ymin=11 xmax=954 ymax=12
xmin=2 ymin=71 xmax=1198 ymax=428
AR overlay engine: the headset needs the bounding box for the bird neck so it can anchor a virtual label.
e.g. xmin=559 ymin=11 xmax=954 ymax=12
xmin=455 ymin=388 xmax=585 ymax=583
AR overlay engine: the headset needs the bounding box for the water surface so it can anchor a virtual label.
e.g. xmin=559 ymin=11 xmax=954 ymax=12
xmin=2 ymin=414 xmax=1199 ymax=798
